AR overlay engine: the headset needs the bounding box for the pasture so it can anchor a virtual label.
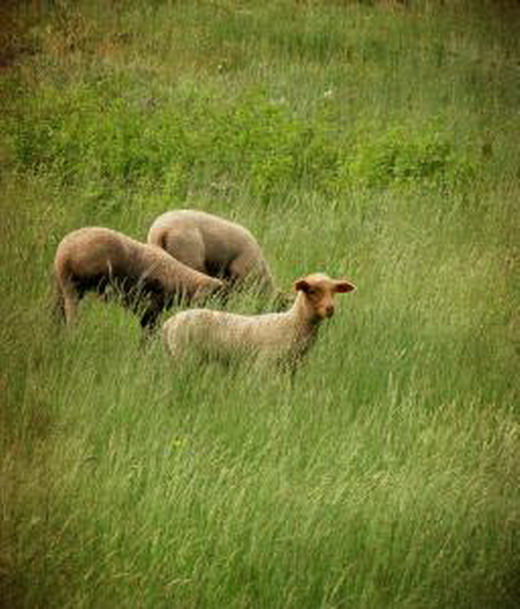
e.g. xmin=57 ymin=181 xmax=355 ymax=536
xmin=0 ymin=1 xmax=518 ymax=607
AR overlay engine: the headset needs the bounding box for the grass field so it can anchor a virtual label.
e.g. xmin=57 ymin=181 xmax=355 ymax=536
xmin=0 ymin=1 xmax=519 ymax=607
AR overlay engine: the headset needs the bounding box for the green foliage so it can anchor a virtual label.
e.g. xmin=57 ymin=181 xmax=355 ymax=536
xmin=6 ymin=84 xmax=479 ymax=204
xmin=338 ymin=124 xmax=477 ymax=190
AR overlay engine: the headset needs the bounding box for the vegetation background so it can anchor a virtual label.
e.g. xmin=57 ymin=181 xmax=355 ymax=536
xmin=0 ymin=0 xmax=518 ymax=607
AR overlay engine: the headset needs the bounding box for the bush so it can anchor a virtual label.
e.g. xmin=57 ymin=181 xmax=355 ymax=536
xmin=336 ymin=124 xmax=477 ymax=190
xmin=6 ymin=83 xmax=478 ymax=201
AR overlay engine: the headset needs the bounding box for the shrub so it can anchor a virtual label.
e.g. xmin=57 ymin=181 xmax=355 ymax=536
xmin=337 ymin=124 xmax=477 ymax=190
xmin=6 ymin=83 xmax=478 ymax=202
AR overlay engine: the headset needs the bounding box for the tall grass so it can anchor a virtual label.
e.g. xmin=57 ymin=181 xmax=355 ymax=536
xmin=1 ymin=1 xmax=518 ymax=607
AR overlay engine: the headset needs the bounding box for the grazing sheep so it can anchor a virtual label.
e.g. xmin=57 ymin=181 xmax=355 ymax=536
xmin=162 ymin=273 xmax=356 ymax=371
xmin=53 ymin=227 xmax=225 ymax=330
xmin=147 ymin=210 xmax=277 ymax=297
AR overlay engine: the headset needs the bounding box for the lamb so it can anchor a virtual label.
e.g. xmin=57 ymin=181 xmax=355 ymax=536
xmin=53 ymin=227 xmax=226 ymax=330
xmin=162 ymin=273 xmax=356 ymax=371
xmin=147 ymin=210 xmax=277 ymax=297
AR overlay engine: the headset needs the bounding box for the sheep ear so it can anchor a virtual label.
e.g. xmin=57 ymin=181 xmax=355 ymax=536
xmin=294 ymin=279 xmax=310 ymax=293
xmin=335 ymin=280 xmax=356 ymax=293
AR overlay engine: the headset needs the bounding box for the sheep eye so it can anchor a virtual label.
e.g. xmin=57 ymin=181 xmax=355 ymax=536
xmin=306 ymin=287 xmax=316 ymax=295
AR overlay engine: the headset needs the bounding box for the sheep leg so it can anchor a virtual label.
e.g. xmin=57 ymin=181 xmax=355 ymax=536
xmin=161 ymin=320 xmax=176 ymax=357
xmin=61 ymin=284 xmax=80 ymax=325
xmin=52 ymin=273 xmax=67 ymax=323
xmin=140 ymin=308 xmax=159 ymax=331
xmin=228 ymin=253 xmax=274 ymax=295
xmin=140 ymin=294 xmax=164 ymax=333
xmin=227 ymin=252 xmax=254 ymax=285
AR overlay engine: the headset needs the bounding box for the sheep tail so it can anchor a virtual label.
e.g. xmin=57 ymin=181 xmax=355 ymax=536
xmin=158 ymin=230 xmax=169 ymax=252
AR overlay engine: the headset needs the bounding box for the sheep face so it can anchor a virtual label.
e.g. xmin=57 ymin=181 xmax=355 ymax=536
xmin=294 ymin=273 xmax=356 ymax=321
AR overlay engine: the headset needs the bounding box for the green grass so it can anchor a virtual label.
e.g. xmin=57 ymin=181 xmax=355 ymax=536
xmin=1 ymin=1 xmax=519 ymax=607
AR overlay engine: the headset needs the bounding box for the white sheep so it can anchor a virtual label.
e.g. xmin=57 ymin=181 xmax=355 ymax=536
xmin=147 ymin=209 xmax=277 ymax=297
xmin=53 ymin=227 xmax=226 ymax=331
xmin=162 ymin=273 xmax=356 ymax=370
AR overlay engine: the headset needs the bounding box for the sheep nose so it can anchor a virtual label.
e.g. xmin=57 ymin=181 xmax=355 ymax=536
xmin=325 ymin=304 xmax=334 ymax=317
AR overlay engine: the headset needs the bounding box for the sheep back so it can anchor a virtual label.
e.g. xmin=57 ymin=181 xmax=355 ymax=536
xmin=147 ymin=210 xmax=275 ymax=293
xmin=53 ymin=227 xmax=224 ymax=328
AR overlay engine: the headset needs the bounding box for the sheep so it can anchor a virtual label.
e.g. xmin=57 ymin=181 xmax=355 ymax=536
xmin=162 ymin=273 xmax=356 ymax=371
xmin=147 ymin=209 xmax=278 ymax=298
xmin=53 ymin=227 xmax=226 ymax=331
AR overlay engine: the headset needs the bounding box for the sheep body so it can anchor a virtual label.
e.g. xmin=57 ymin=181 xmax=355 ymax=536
xmin=53 ymin=227 xmax=225 ymax=329
xmin=162 ymin=273 xmax=356 ymax=369
xmin=147 ymin=210 xmax=275 ymax=295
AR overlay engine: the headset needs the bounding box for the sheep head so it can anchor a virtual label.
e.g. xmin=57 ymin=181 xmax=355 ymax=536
xmin=294 ymin=273 xmax=356 ymax=320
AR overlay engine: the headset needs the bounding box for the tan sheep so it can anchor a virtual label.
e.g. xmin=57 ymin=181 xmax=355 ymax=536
xmin=162 ymin=273 xmax=356 ymax=371
xmin=53 ymin=227 xmax=226 ymax=330
xmin=147 ymin=210 xmax=277 ymax=297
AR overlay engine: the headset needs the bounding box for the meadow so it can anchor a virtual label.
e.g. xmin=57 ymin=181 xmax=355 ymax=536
xmin=0 ymin=1 xmax=518 ymax=607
